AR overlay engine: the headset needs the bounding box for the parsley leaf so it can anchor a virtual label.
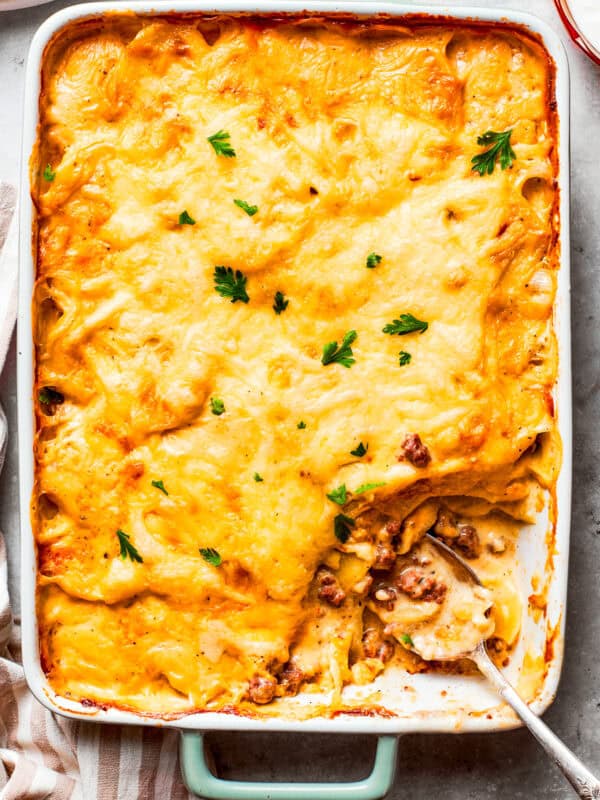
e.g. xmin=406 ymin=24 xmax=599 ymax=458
xmin=43 ymin=164 xmax=55 ymax=182
xmin=400 ymin=633 xmax=414 ymax=648
xmin=383 ymin=314 xmax=428 ymax=336
xmin=334 ymin=513 xmax=355 ymax=543
xmin=471 ymin=129 xmax=516 ymax=176
xmin=151 ymin=479 xmax=168 ymax=495
xmin=297 ymin=421 xmax=307 ymax=429
xmin=116 ymin=529 xmax=143 ymax=563
xmin=214 ymin=266 xmax=249 ymax=303
xmin=207 ymin=130 xmax=236 ymax=157
xmin=321 ymin=330 xmax=357 ymax=368
xmin=354 ymin=482 xmax=386 ymax=494
xmin=366 ymin=252 xmax=382 ymax=269
xmin=253 ymin=472 xmax=264 ymax=482
xmin=273 ymin=291 xmax=289 ymax=315
xmin=210 ymin=397 xmax=225 ymax=415
xmin=200 ymin=547 xmax=222 ymax=566
xmin=327 ymin=484 xmax=347 ymax=505
xmin=350 ymin=442 xmax=368 ymax=458
xmin=399 ymin=351 xmax=412 ymax=366
xmin=234 ymin=198 xmax=258 ymax=216
xmin=178 ymin=210 xmax=196 ymax=225
xmin=38 ymin=387 xmax=64 ymax=405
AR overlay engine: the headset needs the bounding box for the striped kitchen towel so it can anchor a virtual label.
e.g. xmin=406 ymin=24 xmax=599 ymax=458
xmin=0 ymin=185 xmax=193 ymax=799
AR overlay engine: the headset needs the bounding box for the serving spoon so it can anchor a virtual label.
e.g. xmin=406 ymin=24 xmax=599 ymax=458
xmin=420 ymin=533 xmax=600 ymax=799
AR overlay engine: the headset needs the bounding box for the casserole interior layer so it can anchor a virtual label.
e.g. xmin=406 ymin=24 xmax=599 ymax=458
xmin=32 ymin=13 xmax=560 ymax=717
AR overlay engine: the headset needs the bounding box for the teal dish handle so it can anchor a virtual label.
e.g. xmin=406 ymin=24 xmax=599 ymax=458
xmin=180 ymin=732 xmax=399 ymax=800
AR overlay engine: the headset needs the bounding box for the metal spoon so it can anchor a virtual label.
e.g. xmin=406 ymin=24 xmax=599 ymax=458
xmin=422 ymin=533 xmax=600 ymax=799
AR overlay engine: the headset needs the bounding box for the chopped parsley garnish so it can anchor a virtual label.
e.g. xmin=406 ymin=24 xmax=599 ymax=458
xmin=354 ymin=482 xmax=386 ymax=495
xmin=273 ymin=291 xmax=289 ymax=315
xmin=327 ymin=484 xmax=347 ymax=505
xmin=39 ymin=387 xmax=64 ymax=405
xmin=178 ymin=210 xmax=196 ymax=225
xmin=366 ymin=252 xmax=382 ymax=269
xmin=321 ymin=330 xmax=357 ymax=368
xmin=471 ymin=130 xmax=516 ymax=176
xmin=383 ymin=314 xmax=428 ymax=336
xmin=234 ymin=198 xmax=258 ymax=216
xmin=207 ymin=130 xmax=236 ymax=157
xmin=210 ymin=397 xmax=225 ymax=415
xmin=334 ymin=513 xmax=355 ymax=543
xmin=200 ymin=547 xmax=222 ymax=566
xmin=151 ymin=480 xmax=168 ymax=495
xmin=398 ymin=351 xmax=412 ymax=366
xmin=116 ymin=529 xmax=143 ymax=563
xmin=297 ymin=421 xmax=307 ymax=429
xmin=253 ymin=472 xmax=264 ymax=482
xmin=214 ymin=266 xmax=249 ymax=303
xmin=43 ymin=164 xmax=55 ymax=182
xmin=400 ymin=633 xmax=414 ymax=648
xmin=350 ymin=442 xmax=368 ymax=458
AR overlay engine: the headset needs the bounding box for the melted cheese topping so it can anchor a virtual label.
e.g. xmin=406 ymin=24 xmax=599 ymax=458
xmin=32 ymin=14 xmax=560 ymax=715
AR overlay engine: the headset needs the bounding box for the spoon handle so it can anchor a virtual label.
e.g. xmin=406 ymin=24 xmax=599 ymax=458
xmin=472 ymin=646 xmax=600 ymax=799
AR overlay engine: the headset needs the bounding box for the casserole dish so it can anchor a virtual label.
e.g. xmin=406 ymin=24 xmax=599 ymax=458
xmin=18 ymin=3 xmax=571 ymax=797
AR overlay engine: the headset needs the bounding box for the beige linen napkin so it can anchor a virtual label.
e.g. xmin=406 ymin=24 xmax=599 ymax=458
xmin=0 ymin=184 xmax=192 ymax=799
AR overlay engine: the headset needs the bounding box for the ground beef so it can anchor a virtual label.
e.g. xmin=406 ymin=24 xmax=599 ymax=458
xmin=400 ymin=433 xmax=431 ymax=467
xmin=248 ymin=675 xmax=277 ymax=704
xmin=384 ymin=520 xmax=403 ymax=538
xmin=372 ymin=543 xmax=397 ymax=571
xmin=316 ymin=567 xmax=346 ymax=607
xmin=433 ymin=508 xmax=481 ymax=559
xmin=454 ymin=524 xmax=481 ymax=559
xmin=362 ymin=628 xmax=395 ymax=662
xmin=396 ymin=567 xmax=447 ymax=603
xmin=278 ymin=662 xmax=304 ymax=696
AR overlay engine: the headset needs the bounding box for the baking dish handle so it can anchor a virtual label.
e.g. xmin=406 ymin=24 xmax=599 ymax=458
xmin=180 ymin=732 xmax=399 ymax=800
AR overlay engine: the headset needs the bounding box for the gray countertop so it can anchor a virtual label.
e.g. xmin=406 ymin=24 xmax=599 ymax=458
xmin=1 ymin=1 xmax=599 ymax=796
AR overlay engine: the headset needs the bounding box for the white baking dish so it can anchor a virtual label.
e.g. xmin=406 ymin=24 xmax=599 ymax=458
xmin=17 ymin=3 xmax=571 ymax=797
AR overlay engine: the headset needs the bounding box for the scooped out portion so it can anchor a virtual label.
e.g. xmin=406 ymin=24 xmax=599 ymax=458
xmin=367 ymin=536 xmax=495 ymax=662
xmin=284 ymin=483 xmax=536 ymax=701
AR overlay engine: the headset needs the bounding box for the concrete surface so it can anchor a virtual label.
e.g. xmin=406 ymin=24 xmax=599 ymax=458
xmin=1 ymin=0 xmax=599 ymax=796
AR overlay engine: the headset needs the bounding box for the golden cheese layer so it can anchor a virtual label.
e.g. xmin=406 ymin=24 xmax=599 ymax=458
xmin=32 ymin=14 xmax=560 ymax=716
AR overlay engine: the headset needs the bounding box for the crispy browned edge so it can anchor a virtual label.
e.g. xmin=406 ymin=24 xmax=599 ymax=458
xmin=31 ymin=11 xmax=560 ymax=720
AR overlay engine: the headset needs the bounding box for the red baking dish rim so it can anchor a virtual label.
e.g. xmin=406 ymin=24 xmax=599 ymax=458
xmin=553 ymin=0 xmax=600 ymax=64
